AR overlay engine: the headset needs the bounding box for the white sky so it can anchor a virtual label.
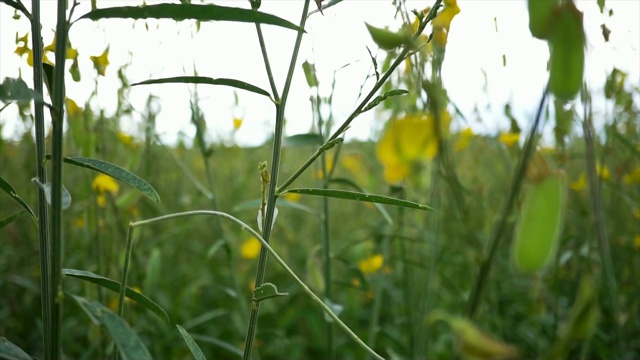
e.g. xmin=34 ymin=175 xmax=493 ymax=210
xmin=1 ymin=0 xmax=639 ymax=146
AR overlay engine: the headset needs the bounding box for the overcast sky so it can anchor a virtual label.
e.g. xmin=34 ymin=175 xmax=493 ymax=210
xmin=1 ymin=0 xmax=638 ymax=145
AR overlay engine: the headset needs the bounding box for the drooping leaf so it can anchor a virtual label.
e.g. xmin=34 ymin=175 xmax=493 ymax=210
xmin=0 ymin=176 xmax=37 ymax=223
xmin=283 ymin=133 xmax=324 ymax=147
xmin=132 ymin=76 xmax=271 ymax=99
xmin=176 ymin=325 xmax=207 ymax=360
xmin=79 ymin=3 xmax=301 ymax=32
xmin=282 ymin=188 xmax=434 ymax=212
xmin=63 ymin=269 xmax=169 ymax=323
xmin=302 ymin=61 xmax=318 ymax=88
xmin=0 ymin=337 xmax=32 ymax=360
xmin=62 ymin=156 xmax=160 ymax=203
xmin=360 ymin=89 xmax=408 ymax=114
xmin=0 ymin=211 xmax=25 ymax=230
xmin=329 ymin=178 xmax=393 ymax=225
xmin=71 ymin=295 xmax=152 ymax=360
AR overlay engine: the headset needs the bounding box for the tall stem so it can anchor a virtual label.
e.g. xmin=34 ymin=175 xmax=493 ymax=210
xmin=242 ymin=2 xmax=311 ymax=358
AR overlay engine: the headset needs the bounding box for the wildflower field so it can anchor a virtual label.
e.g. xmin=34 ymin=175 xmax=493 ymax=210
xmin=1 ymin=0 xmax=639 ymax=359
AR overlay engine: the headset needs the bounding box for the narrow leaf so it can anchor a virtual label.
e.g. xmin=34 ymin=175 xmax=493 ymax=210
xmin=79 ymin=3 xmax=301 ymax=31
xmin=63 ymin=268 xmax=169 ymax=323
xmin=132 ymin=76 xmax=271 ymax=99
xmin=360 ymin=89 xmax=408 ymax=114
xmin=0 ymin=337 xmax=31 ymax=360
xmin=283 ymin=188 xmax=434 ymax=211
xmin=0 ymin=176 xmax=37 ymax=223
xmin=63 ymin=156 xmax=160 ymax=203
xmin=0 ymin=211 xmax=25 ymax=230
xmin=283 ymin=133 xmax=324 ymax=147
xmin=71 ymin=295 xmax=152 ymax=360
xmin=329 ymin=178 xmax=393 ymax=225
xmin=176 ymin=325 xmax=207 ymax=360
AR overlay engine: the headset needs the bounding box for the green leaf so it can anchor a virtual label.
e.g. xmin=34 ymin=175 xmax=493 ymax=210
xmin=283 ymin=188 xmax=434 ymax=212
xmin=597 ymin=0 xmax=605 ymax=13
xmin=253 ymin=282 xmax=288 ymax=302
xmin=71 ymin=295 xmax=152 ymax=360
xmin=176 ymin=325 xmax=207 ymax=360
xmin=79 ymin=3 xmax=301 ymax=32
xmin=63 ymin=156 xmax=160 ymax=203
xmin=329 ymin=178 xmax=393 ymax=225
xmin=360 ymin=89 xmax=408 ymax=114
xmin=0 ymin=77 xmax=44 ymax=104
xmin=0 ymin=337 xmax=32 ymax=360
xmin=0 ymin=176 xmax=37 ymax=224
xmin=0 ymin=211 xmax=25 ymax=230
xmin=63 ymin=269 xmax=169 ymax=323
xmin=283 ymin=133 xmax=324 ymax=147
xmin=302 ymin=61 xmax=318 ymax=88
xmin=132 ymin=77 xmax=271 ymax=99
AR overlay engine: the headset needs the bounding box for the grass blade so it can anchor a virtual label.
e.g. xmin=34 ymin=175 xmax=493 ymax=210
xmin=176 ymin=325 xmax=207 ymax=360
xmin=62 ymin=156 xmax=160 ymax=204
xmin=63 ymin=269 xmax=169 ymax=323
xmin=0 ymin=337 xmax=32 ymax=360
xmin=283 ymin=188 xmax=434 ymax=211
xmin=0 ymin=176 xmax=37 ymax=223
xmin=0 ymin=211 xmax=25 ymax=230
xmin=71 ymin=295 xmax=152 ymax=360
xmin=78 ymin=3 xmax=301 ymax=31
xmin=132 ymin=76 xmax=271 ymax=99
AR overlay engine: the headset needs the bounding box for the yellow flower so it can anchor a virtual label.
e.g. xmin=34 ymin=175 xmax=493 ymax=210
xmin=96 ymin=194 xmax=107 ymax=208
xmin=596 ymin=164 xmax=610 ymax=181
xmin=241 ymin=236 xmax=261 ymax=260
xmin=454 ymin=127 xmax=474 ymax=152
xmin=117 ymin=132 xmax=136 ymax=148
xmin=377 ymin=111 xmax=451 ymax=184
xmin=498 ymin=132 xmax=520 ymax=147
xmin=90 ymin=47 xmax=110 ymax=76
xmin=431 ymin=0 xmax=460 ymax=46
xmin=358 ymin=254 xmax=384 ymax=275
xmin=283 ymin=192 xmax=301 ymax=202
xmin=233 ymin=117 xmax=243 ymax=130
xmin=570 ymin=173 xmax=586 ymax=192
xmin=92 ymin=174 xmax=120 ymax=194
xmin=623 ymin=166 xmax=640 ymax=184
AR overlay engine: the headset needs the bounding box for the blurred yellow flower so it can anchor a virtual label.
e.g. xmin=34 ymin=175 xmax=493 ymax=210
xmin=431 ymin=0 xmax=460 ymax=46
xmin=455 ymin=127 xmax=474 ymax=152
xmin=96 ymin=194 xmax=107 ymax=208
xmin=623 ymin=166 xmax=640 ymax=184
xmin=117 ymin=132 xmax=136 ymax=149
xmin=90 ymin=47 xmax=110 ymax=76
xmin=340 ymin=153 xmax=364 ymax=177
xmin=73 ymin=217 xmax=86 ymax=228
xmin=92 ymin=174 xmax=119 ymax=194
xmin=596 ymin=164 xmax=610 ymax=181
xmin=241 ymin=236 xmax=261 ymax=260
xmin=498 ymin=132 xmax=520 ymax=147
xmin=66 ymin=98 xmax=83 ymax=117
xmin=377 ymin=111 xmax=451 ymax=184
xmin=233 ymin=117 xmax=243 ymax=130
xmin=358 ymin=254 xmax=384 ymax=275
xmin=283 ymin=192 xmax=301 ymax=202
xmin=570 ymin=173 xmax=586 ymax=192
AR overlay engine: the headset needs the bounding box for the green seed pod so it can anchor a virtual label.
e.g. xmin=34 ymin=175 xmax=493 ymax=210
xmin=512 ymin=171 xmax=567 ymax=273
xmin=548 ymin=3 xmax=585 ymax=101
xmin=528 ymin=0 xmax=558 ymax=39
xmin=365 ymin=23 xmax=412 ymax=51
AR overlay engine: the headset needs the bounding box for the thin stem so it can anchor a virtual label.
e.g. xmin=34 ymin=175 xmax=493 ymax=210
xmin=243 ymin=2 xmax=311 ymax=359
xmin=51 ymin=0 xmax=69 ymax=357
xmin=30 ymin=1 xmax=52 ymax=358
xmin=116 ymin=225 xmax=135 ymax=318
xmin=581 ymin=94 xmax=624 ymax=357
xmin=130 ymin=210 xmax=384 ymax=360
xmin=254 ymin=22 xmax=280 ymax=101
xmin=466 ymin=86 xmax=548 ymax=318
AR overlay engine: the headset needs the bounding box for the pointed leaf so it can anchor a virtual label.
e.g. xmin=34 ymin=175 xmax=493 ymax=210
xmin=62 ymin=156 xmax=160 ymax=203
xmin=0 ymin=211 xmax=25 ymax=230
xmin=0 ymin=337 xmax=31 ymax=360
xmin=71 ymin=295 xmax=152 ymax=360
xmin=79 ymin=4 xmax=301 ymax=31
xmin=0 ymin=176 xmax=37 ymax=223
xmin=283 ymin=133 xmax=324 ymax=147
xmin=176 ymin=325 xmax=207 ymax=360
xmin=132 ymin=76 xmax=271 ymax=99
xmin=63 ymin=268 xmax=169 ymax=323
xmin=283 ymin=188 xmax=434 ymax=211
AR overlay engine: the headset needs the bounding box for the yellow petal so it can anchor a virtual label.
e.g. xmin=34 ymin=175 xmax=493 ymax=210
xmin=90 ymin=47 xmax=110 ymax=76
xmin=241 ymin=237 xmax=261 ymax=259
xmin=92 ymin=174 xmax=120 ymax=194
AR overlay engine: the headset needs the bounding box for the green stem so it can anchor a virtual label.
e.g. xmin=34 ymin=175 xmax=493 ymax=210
xmin=116 ymin=225 xmax=135 ymax=318
xmin=243 ymin=2 xmax=311 ymax=359
xmin=581 ymin=95 xmax=624 ymax=357
xmin=30 ymin=1 xmax=52 ymax=358
xmin=130 ymin=210 xmax=384 ymax=360
xmin=51 ymin=0 xmax=69 ymax=357
xmin=466 ymin=86 xmax=548 ymax=318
